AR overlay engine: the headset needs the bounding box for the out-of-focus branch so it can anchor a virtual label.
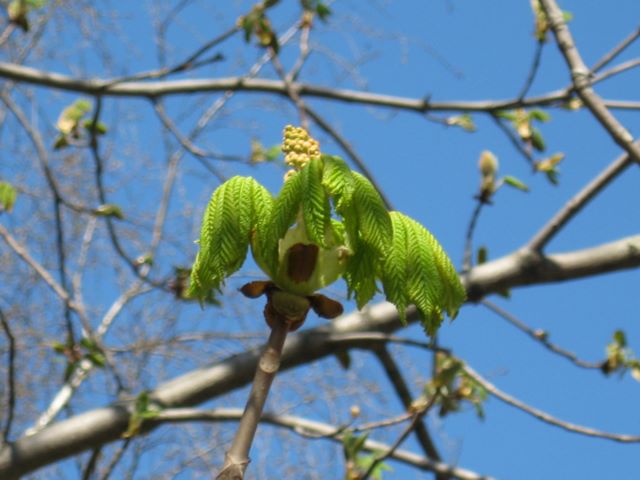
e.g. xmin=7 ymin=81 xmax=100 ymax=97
xmin=374 ymin=348 xmax=445 ymax=479
xmin=0 ymin=308 xmax=16 ymax=444
xmin=590 ymin=26 xmax=640 ymax=73
xmin=150 ymin=408 xmax=493 ymax=480
xmin=462 ymin=201 xmax=485 ymax=274
xmin=0 ymin=224 xmax=78 ymax=311
xmin=517 ymin=40 xmax=545 ymax=100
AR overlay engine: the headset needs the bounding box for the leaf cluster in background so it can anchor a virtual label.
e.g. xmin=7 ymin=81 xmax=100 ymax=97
xmin=7 ymin=0 xmax=48 ymax=32
xmin=52 ymin=337 xmax=106 ymax=381
xmin=415 ymin=353 xmax=488 ymax=419
xmin=53 ymin=98 xmax=107 ymax=150
xmin=495 ymin=108 xmax=565 ymax=185
xmin=123 ymin=391 xmax=162 ymax=438
xmin=342 ymin=430 xmax=391 ymax=480
xmin=601 ymin=330 xmax=640 ymax=382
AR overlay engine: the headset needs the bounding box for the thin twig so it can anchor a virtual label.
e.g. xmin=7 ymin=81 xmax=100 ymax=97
xmin=518 ymin=40 xmax=545 ymax=100
xmin=590 ymin=26 xmax=640 ymax=73
xmin=98 ymin=439 xmax=131 ymax=480
xmin=462 ymin=201 xmax=484 ymax=274
xmin=288 ymin=21 xmax=311 ymax=82
xmin=81 ymin=447 xmax=102 ymax=480
xmin=463 ymin=364 xmax=640 ymax=443
xmin=0 ymin=23 xmax=16 ymax=46
xmin=270 ymin=52 xmax=309 ymax=129
xmin=152 ymin=101 xmax=245 ymax=163
xmin=0 ymin=308 xmax=16 ymax=443
xmin=101 ymin=27 xmax=237 ymax=87
xmin=0 ymin=223 xmax=77 ymax=310
xmin=481 ymin=300 xmax=601 ymax=369
xmin=592 ymin=58 xmax=640 ymax=85
xmin=361 ymin=392 xmax=439 ymax=480
xmin=24 ymin=285 xmax=150 ymax=435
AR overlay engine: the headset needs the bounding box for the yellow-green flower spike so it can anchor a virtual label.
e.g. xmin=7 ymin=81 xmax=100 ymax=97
xmin=282 ymin=125 xmax=321 ymax=170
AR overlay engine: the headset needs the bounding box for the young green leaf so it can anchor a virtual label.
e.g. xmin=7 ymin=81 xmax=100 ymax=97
xmin=502 ymin=176 xmax=529 ymax=192
xmin=257 ymin=169 xmax=304 ymax=276
xmin=95 ymin=204 xmax=124 ymax=219
xmin=57 ymin=99 xmax=91 ymax=134
xmin=529 ymin=109 xmax=551 ymax=122
xmin=0 ymin=181 xmax=17 ymax=212
xmin=381 ymin=213 xmax=409 ymax=324
xmin=530 ymin=127 xmax=546 ymax=152
xmin=321 ymin=154 xmax=355 ymax=212
xmin=351 ymin=172 xmax=392 ymax=256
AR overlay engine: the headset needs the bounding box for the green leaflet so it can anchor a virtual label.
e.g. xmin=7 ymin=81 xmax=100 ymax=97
xmin=382 ymin=212 xmax=465 ymax=335
xmin=382 ymin=213 xmax=409 ymax=323
xmin=343 ymin=238 xmax=378 ymax=309
xmin=301 ymin=158 xmax=331 ymax=247
xmin=259 ymin=168 xmax=304 ymax=276
xmin=351 ymin=172 xmax=392 ymax=256
xmin=188 ymin=176 xmax=273 ymax=300
xmin=321 ymin=154 xmax=355 ymax=213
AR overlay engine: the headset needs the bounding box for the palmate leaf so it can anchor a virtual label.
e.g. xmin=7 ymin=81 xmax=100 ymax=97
xmin=189 ymin=176 xmax=273 ymax=300
xmin=382 ymin=212 xmax=465 ymax=335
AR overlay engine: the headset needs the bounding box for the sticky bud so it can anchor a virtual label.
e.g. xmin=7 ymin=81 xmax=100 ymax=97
xmin=478 ymin=150 xmax=499 ymax=178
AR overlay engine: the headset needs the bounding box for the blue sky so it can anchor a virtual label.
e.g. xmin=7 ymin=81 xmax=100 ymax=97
xmin=4 ymin=0 xmax=640 ymax=478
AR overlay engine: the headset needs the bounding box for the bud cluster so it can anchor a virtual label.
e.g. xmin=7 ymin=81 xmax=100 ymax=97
xmin=282 ymin=125 xmax=321 ymax=171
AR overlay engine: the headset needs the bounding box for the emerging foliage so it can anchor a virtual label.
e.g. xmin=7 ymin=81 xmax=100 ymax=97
xmin=189 ymin=126 xmax=465 ymax=335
